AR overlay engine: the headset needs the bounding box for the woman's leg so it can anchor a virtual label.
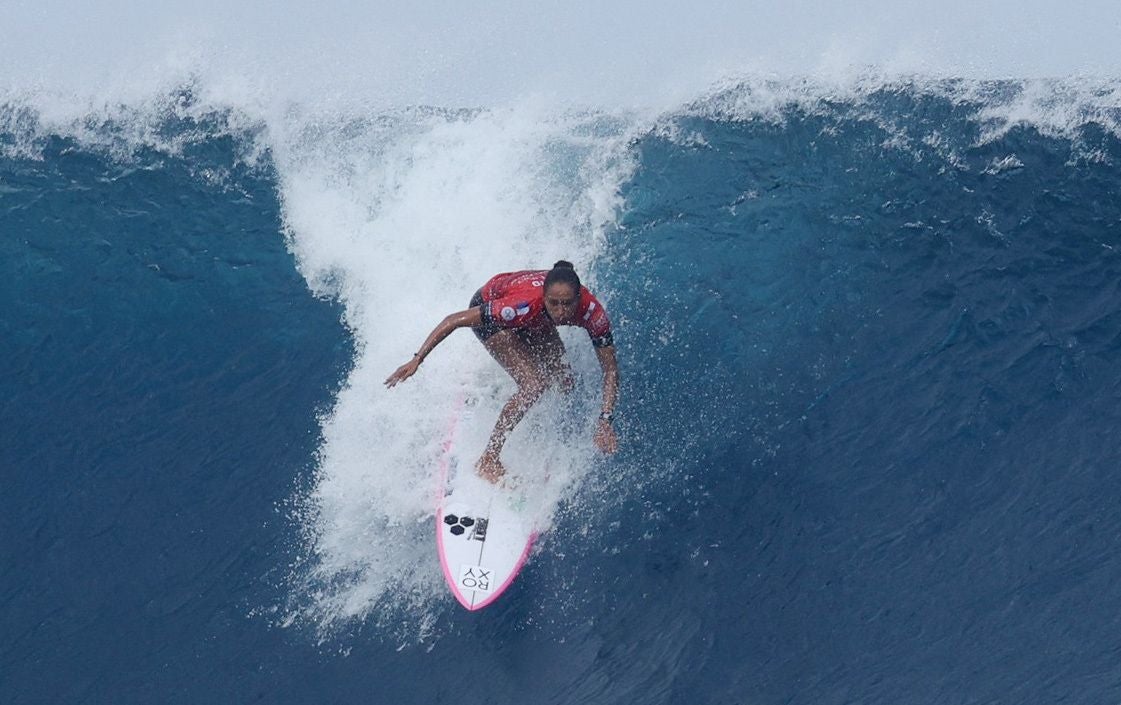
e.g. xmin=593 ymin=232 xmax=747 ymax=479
xmin=518 ymin=325 xmax=571 ymax=388
xmin=476 ymin=327 xmax=566 ymax=481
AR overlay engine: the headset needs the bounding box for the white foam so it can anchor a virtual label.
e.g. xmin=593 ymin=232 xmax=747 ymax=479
xmin=675 ymin=74 xmax=1121 ymax=145
xmin=270 ymin=103 xmax=638 ymax=633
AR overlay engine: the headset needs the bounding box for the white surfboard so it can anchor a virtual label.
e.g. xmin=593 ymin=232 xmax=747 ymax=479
xmin=436 ymin=401 xmax=540 ymax=611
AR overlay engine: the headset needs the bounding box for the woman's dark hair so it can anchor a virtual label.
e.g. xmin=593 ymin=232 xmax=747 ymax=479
xmin=544 ymin=260 xmax=582 ymax=295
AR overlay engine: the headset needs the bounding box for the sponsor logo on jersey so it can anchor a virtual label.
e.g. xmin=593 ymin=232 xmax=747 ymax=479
xmin=583 ymin=301 xmax=597 ymax=321
xmin=501 ymin=306 xmax=516 ymax=321
xmin=515 ymin=302 xmax=530 ymax=317
xmin=588 ymin=306 xmax=609 ymax=335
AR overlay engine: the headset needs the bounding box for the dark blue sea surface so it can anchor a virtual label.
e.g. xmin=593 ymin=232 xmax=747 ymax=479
xmin=4 ymin=83 xmax=1121 ymax=704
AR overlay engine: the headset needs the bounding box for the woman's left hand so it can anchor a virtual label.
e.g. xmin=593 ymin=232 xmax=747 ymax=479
xmin=594 ymin=418 xmax=618 ymax=454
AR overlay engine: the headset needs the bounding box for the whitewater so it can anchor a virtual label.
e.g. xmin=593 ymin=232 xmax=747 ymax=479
xmin=5 ymin=2 xmax=1121 ymax=703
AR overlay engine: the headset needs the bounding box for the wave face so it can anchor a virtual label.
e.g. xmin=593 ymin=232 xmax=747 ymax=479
xmin=5 ymin=79 xmax=1121 ymax=703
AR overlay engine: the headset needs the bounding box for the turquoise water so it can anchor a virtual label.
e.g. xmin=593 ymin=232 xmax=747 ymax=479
xmin=4 ymin=81 xmax=1121 ymax=703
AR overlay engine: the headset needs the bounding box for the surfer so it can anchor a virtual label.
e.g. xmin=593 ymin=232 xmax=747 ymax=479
xmin=385 ymin=261 xmax=618 ymax=482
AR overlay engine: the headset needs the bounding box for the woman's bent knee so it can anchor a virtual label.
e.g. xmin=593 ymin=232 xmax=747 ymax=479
xmin=515 ymin=375 xmax=548 ymax=403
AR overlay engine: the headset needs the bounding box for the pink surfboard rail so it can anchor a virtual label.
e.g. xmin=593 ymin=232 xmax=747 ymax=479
xmin=435 ymin=396 xmax=539 ymax=610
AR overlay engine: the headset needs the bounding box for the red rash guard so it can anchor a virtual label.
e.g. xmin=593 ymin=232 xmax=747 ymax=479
xmin=477 ymin=270 xmax=614 ymax=348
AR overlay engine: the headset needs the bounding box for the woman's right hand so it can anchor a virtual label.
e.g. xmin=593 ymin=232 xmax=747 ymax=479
xmin=384 ymin=356 xmax=421 ymax=388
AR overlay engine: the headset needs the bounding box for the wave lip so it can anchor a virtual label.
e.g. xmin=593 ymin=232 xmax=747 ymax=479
xmin=679 ymin=75 xmax=1121 ymax=142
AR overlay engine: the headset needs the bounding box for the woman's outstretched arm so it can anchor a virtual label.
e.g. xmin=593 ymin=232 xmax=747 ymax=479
xmin=384 ymin=307 xmax=483 ymax=387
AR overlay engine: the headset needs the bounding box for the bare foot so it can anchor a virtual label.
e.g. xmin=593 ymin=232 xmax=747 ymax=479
xmin=558 ymin=366 xmax=576 ymax=394
xmin=476 ymin=454 xmax=506 ymax=484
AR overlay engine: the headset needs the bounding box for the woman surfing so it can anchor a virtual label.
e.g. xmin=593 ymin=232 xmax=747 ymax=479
xmin=384 ymin=261 xmax=618 ymax=482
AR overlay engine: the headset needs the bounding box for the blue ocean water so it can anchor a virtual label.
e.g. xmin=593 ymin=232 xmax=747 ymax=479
xmin=4 ymin=81 xmax=1121 ymax=703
